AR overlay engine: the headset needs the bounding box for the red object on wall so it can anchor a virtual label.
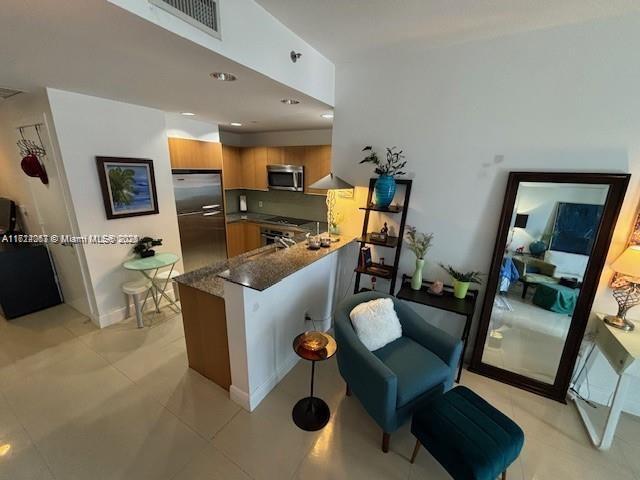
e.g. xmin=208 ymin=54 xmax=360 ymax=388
xmin=20 ymin=153 xmax=48 ymax=184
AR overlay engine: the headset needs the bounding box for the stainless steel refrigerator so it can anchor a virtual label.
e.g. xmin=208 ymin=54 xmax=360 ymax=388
xmin=172 ymin=170 xmax=227 ymax=272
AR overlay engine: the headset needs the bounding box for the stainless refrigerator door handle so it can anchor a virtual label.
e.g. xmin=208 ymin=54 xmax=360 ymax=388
xmin=202 ymin=211 xmax=221 ymax=216
xmin=202 ymin=204 xmax=220 ymax=209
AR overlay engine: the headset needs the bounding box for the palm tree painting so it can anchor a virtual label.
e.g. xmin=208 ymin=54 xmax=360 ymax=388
xmin=97 ymin=157 xmax=159 ymax=219
xmin=108 ymin=167 xmax=136 ymax=207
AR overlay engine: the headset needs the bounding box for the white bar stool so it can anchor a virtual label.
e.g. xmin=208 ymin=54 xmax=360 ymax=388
xmin=154 ymin=269 xmax=182 ymax=305
xmin=122 ymin=279 xmax=152 ymax=328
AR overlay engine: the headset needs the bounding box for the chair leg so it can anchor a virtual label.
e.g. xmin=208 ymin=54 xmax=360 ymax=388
xmin=125 ymin=293 xmax=131 ymax=319
xmin=382 ymin=432 xmax=390 ymax=453
xmin=502 ymin=472 xmax=506 ymax=480
xmin=410 ymin=439 xmax=421 ymax=463
xmin=134 ymin=293 xmax=144 ymax=329
xmin=172 ymin=281 xmax=180 ymax=302
xmin=346 ymin=384 xmax=352 ymax=397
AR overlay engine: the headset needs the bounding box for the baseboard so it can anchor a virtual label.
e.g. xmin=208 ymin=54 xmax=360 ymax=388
xmin=231 ymin=353 xmax=300 ymax=412
xmin=97 ymin=291 xmax=178 ymax=328
xmin=229 ymin=385 xmax=250 ymax=411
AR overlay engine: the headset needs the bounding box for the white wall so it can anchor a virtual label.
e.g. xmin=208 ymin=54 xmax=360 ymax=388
xmin=331 ymin=14 xmax=640 ymax=413
xmin=47 ymin=89 xmax=182 ymax=327
xmin=109 ymin=0 xmax=334 ymax=106
xmin=224 ymin=251 xmax=337 ymax=411
xmin=219 ymin=128 xmax=332 ymax=147
xmin=164 ymin=113 xmax=219 ymax=142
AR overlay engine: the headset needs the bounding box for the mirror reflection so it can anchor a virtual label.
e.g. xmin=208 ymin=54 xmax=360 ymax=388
xmin=482 ymin=182 xmax=609 ymax=384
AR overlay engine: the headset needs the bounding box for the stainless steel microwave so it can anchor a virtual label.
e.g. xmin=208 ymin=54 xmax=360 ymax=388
xmin=267 ymin=164 xmax=304 ymax=192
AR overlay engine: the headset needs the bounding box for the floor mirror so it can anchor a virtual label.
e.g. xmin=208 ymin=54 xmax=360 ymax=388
xmin=470 ymin=172 xmax=629 ymax=401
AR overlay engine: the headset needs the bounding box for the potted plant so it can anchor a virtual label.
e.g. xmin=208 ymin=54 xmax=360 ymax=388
xmin=360 ymin=146 xmax=407 ymax=208
xmin=440 ymin=264 xmax=483 ymax=299
xmin=405 ymin=226 xmax=434 ymax=290
xmin=133 ymin=236 xmax=163 ymax=258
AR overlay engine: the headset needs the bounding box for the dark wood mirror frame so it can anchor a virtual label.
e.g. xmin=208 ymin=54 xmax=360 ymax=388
xmin=469 ymin=172 xmax=630 ymax=402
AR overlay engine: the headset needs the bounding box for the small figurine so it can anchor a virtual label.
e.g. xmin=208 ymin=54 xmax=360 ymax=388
xmin=371 ymin=276 xmax=377 ymax=291
xmin=381 ymin=222 xmax=389 ymax=236
xmin=379 ymin=257 xmax=385 ymax=266
xmin=429 ymin=281 xmax=444 ymax=295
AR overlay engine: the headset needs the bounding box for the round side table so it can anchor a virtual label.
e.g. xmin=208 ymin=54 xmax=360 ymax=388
xmin=291 ymin=331 xmax=337 ymax=431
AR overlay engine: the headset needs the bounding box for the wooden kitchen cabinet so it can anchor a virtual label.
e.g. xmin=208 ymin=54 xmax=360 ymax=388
xmin=266 ymin=147 xmax=283 ymax=165
xmin=253 ymin=147 xmax=268 ymax=190
xmin=282 ymin=146 xmax=306 ymax=166
xmin=304 ymin=145 xmax=332 ymax=194
xmin=244 ymin=222 xmax=262 ymax=251
xmin=225 ymin=221 xmax=263 ymax=257
xmin=239 ymin=148 xmax=257 ymax=190
xmin=226 ymin=222 xmax=246 ymax=257
xmin=222 ymin=145 xmax=242 ymax=190
xmin=168 ymin=137 xmax=222 ymax=169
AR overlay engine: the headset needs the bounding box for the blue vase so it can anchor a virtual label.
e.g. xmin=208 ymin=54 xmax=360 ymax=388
xmin=374 ymin=175 xmax=396 ymax=208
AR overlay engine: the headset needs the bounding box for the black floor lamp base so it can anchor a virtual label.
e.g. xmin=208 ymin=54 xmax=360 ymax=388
xmin=292 ymin=397 xmax=330 ymax=431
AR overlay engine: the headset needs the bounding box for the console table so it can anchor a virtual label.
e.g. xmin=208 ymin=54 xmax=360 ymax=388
xmin=396 ymin=275 xmax=478 ymax=382
xmin=572 ymin=313 xmax=639 ymax=450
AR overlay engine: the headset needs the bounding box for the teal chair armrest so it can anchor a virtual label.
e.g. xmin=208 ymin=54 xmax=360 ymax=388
xmin=393 ymin=300 xmax=463 ymax=372
xmin=335 ymin=300 xmax=398 ymax=430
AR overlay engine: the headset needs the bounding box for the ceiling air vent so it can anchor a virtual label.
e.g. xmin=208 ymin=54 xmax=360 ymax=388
xmin=0 ymin=87 xmax=22 ymax=100
xmin=150 ymin=0 xmax=221 ymax=39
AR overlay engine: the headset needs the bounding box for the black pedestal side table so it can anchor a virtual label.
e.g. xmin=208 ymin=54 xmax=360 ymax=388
xmin=291 ymin=331 xmax=337 ymax=431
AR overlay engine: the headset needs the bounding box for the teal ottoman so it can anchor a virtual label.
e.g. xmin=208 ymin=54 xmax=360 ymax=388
xmin=532 ymin=283 xmax=578 ymax=314
xmin=410 ymin=386 xmax=524 ymax=480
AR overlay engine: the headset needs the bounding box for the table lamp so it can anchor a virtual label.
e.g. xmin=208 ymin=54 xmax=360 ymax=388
xmin=605 ymin=245 xmax=640 ymax=331
xmin=308 ymin=172 xmax=354 ymax=240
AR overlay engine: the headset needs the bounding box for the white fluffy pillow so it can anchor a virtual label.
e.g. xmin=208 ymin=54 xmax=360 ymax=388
xmin=349 ymin=298 xmax=402 ymax=351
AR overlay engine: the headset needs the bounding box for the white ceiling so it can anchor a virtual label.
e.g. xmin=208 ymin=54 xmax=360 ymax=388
xmin=256 ymin=0 xmax=640 ymax=62
xmin=0 ymin=0 xmax=333 ymax=133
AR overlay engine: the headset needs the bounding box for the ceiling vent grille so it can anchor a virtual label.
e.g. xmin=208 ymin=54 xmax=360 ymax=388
xmin=150 ymin=0 xmax=220 ymax=39
xmin=0 ymin=87 xmax=22 ymax=100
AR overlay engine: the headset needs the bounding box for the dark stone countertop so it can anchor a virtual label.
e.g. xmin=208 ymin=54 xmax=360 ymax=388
xmin=175 ymin=236 xmax=354 ymax=298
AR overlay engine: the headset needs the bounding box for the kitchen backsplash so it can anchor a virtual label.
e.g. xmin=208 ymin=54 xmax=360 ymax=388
xmin=225 ymin=189 xmax=326 ymax=221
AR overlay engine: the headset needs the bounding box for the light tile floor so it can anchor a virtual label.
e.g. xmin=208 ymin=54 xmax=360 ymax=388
xmin=0 ymin=304 xmax=639 ymax=480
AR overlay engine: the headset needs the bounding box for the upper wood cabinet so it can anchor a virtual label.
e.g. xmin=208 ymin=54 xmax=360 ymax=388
xmin=168 ymin=137 xmax=222 ymax=169
xmin=253 ymin=147 xmax=268 ymax=190
xmin=220 ymin=144 xmax=331 ymax=193
xmin=282 ymin=146 xmax=306 ymax=166
xmin=303 ymin=145 xmax=332 ymax=195
xmin=222 ymin=145 xmax=242 ymax=190
xmin=266 ymin=147 xmax=283 ymax=165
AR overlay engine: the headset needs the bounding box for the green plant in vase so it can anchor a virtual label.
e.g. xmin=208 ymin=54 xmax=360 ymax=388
xmin=405 ymin=226 xmax=434 ymax=290
xmin=360 ymin=146 xmax=407 ymax=208
xmin=440 ymin=264 xmax=483 ymax=299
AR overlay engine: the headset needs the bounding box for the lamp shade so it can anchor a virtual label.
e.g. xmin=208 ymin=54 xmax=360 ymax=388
xmin=308 ymin=172 xmax=353 ymax=190
xmin=514 ymin=213 xmax=529 ymax=229
xmin=611 ymin=245 xmax=640 ymax=278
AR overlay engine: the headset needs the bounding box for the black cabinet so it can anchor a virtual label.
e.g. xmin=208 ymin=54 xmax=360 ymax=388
xmin=0 ymin=244 xmax=62 ymax=319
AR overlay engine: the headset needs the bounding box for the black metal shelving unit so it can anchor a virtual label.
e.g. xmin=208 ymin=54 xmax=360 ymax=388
xmin=354 ymin=178 xmax=413 ymax=295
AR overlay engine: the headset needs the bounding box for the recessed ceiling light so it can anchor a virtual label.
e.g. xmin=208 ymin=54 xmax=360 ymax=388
xmin=181 ymin=112 xmax=196 ymax=116
xmin=321 ymin=113 xmax=334 ymax=119
xmin=230 ymin=122 xmax=243 ymax=127
xmin=281 ymin=99 xmax=300 ymax=105
xmin=210 ymin=72 xmax=237 ymax=81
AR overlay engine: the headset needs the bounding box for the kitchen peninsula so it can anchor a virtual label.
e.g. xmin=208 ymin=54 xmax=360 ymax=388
xmin=175 ymin=236 xmax=353 ymax=411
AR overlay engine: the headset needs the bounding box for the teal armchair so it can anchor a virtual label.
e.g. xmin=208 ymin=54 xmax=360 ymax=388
xmin=335 ymin=291 xmax=462 ymax=452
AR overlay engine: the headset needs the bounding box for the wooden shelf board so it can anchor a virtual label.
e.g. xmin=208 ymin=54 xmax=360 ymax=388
xmin=354 ymin=263 xmax=395 ymax=279
xmin=358 ymin=234 xmax=399 ymax=248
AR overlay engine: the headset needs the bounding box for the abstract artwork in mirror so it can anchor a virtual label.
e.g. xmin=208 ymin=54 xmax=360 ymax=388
xmin=471 ymin=172 xmax=629 ymax=401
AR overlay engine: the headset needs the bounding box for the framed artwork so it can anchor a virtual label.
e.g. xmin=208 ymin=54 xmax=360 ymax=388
xmin=96 ymin=157 xmax=159 ymax=220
